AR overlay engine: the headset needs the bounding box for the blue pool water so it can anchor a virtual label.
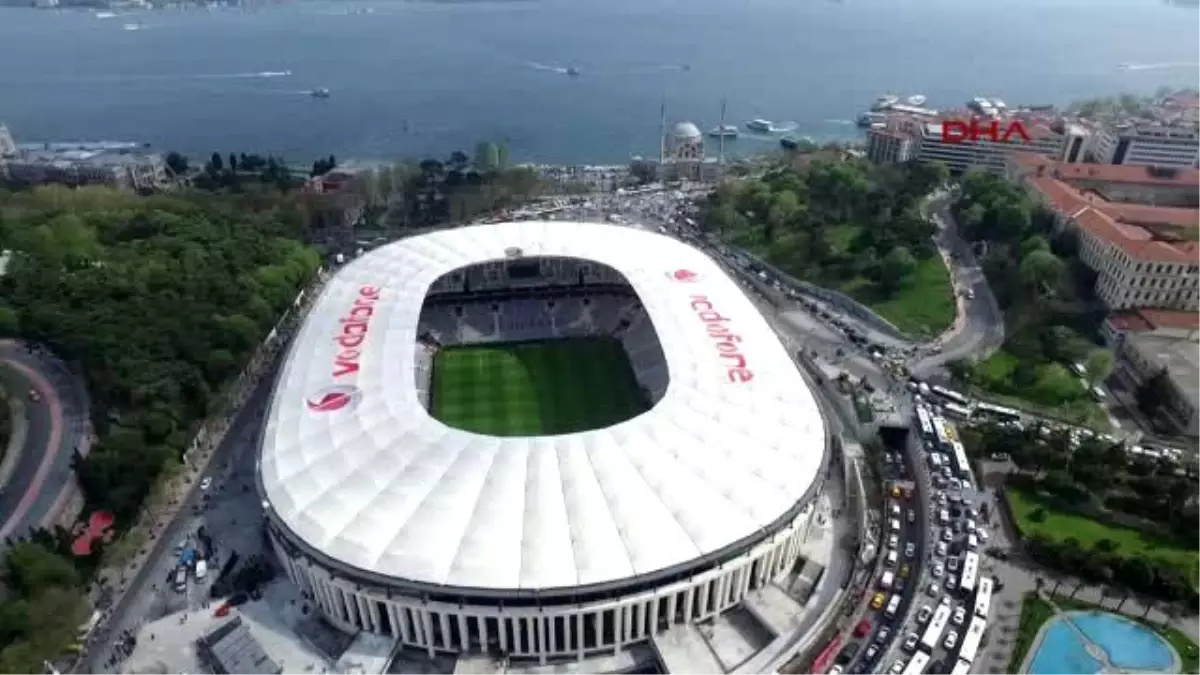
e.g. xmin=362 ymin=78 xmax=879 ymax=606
xmin=1028 ymin=612 xmax=1177 ymax=674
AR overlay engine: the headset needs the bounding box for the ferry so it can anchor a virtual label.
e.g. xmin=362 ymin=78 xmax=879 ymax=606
xmin=906 ymin=94 xmax=927 ymax=106
xmin=309 ymin=88 xmax=331 ymax=99
xmin=857 ymin=112 xmax=887 ymax=128
xmin=707 ymin=125 xmax=739 ymax=138
xmin=745 ymin=119 xmax=773 ymax=133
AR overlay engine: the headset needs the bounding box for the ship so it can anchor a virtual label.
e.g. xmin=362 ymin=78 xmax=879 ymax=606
xmin=906 ymin=94 xmax=927 ymax=106
xmin=707 ymin=125 xmax=739 ymax=138
xmin=745 ymin=118 xmax=773 ymax=133
xmin=309 ymin=88 xmax=331 ymax=99
xmin=566 ymin=67 xmax=581 ymax=78
xmin=857 ymin=112 xmax=887 ymax=128
xmin=779 ymin=136 xmax=799 ymax=150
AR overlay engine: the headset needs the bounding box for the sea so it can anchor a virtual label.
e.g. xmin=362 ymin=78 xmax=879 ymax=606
xmin=0 ymin=0 xmax=1196 ymax=164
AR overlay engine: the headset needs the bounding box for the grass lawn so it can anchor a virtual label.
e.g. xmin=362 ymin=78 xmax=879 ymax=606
xmin=430 ymin=337 xmax=648 ymax=436
xmin=1008 ymin=592 xmax=1057 ymax=672
xmin=855 ymin=254 xmax=956 ymax=339
xmin=1006 ymin=486 xmax=1200 ymax=584
xmin=966 ymin=350 xmax=1111 ymax=429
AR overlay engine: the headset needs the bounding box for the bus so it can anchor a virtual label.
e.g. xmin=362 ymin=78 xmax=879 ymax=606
xmin=920 ymin=603 xmax=952 ymax=651
xmin=950 ymin=659 xmax=972 ymax=675
xmin=943 ymin=403 xmax=974 ymax=421
xmin=975 ymin=401 xmax=1021 ymax=423
xmin=933 ymin=417 xmax=953 ymax=447
xmin=960 ymin=552 xmax=980 ymax=594
xmin=951 ymin=441 xmax=973 ymax=478
xmin=901 ymin=650 xmax=931 ymax=675
xmin=958 ymin=616 xmax=987 ymax=665
xmin=932 ymin=385 xmax=970 ymax=406
xmin=916 ymin=405 xmax=934 ymax=437
xmin=974 ymin=576 xmax=994 ymax=619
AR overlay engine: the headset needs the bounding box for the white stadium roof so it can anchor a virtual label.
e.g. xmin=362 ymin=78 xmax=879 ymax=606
xmin=259 ymin=221 xmax=826 ymax=592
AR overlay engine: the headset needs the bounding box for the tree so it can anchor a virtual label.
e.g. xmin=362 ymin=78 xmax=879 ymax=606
xmin=1135 ymin=370 xmax=1174 ymax=420
xmin=1084 ymin=350 xmax=1114 ymax=387
xmin=209 ymin=152 xmax=223 ymax=173
xmin=879 ymin=246 xmax=918 ymax=290
xmin=0 ymin=307 xmax=18 ymax=337
xmin=474 ymin=141 xmax=500 ymax=173
xmin=1019 ymin=249 xmax=1065 ymax=298
xmin=165 ymin=151 xmax=189 ymax=176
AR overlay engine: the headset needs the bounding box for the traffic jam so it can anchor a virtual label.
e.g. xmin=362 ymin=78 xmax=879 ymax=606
xmin=827 ymin=389 xmax=997 ymax=675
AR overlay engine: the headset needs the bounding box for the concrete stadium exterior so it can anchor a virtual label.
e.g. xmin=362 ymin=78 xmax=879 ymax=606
xmin=257 ymin=221 xmax=830 ymax=663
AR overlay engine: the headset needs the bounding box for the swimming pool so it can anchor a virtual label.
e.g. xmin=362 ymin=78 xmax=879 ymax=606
xmin=1027 ymin=611 xmax=1178 ymax=674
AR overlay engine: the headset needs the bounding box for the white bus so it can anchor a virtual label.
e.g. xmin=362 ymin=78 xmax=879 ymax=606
xmin=901 ymin=650 xmax=931 ymax=675
xmin=932 ymin=385 xmax=970 ymax=406
xmin=943 ymin=403 xmax=974 ymax=421
xmin=916 ymin=405 xmax=934 ymax=437
xmin=951 ymin=441 xmax=973 ymax=478
xmin=975 ymin=401 xmax=1021 ymax=423
xmin=960 ymin=552 xmax=980 ymax=594
xmin=958 ymin=616 xmax=987 ymax=665
xmin=920 ymin=603 xmax=952 ymax=651
xmin=950 ymin=659 xmax=972 ymax=675
xmin=974 ymin=576 xmax=994 ymax=618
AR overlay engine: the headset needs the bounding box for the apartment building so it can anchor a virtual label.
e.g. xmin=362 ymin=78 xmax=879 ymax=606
xmin=911 ymin=120 xmax=1089 ymax=174
xmin=865 ymin=128 xmax=913 ymax=164
xmin=1008 ymin=155 xmax=1200 ymax=313
xmin=1090 ymin=123 xmax=1200 ymax=169
xmin=1102 ymin=309 xmax=1199 ymax=438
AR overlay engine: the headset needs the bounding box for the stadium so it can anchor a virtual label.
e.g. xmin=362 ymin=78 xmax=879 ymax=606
xmin=257 ymin=220 xmax=830 ymax=665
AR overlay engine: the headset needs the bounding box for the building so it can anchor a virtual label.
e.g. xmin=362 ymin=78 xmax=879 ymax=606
xmin=1008 ymin=155 xmax=1200 ymax=313
xmin=0 ymin=130 xmax=169 ymax=191
xmin=1103 ymin=310 xmax=1199 ymax=438
xmin=630 ymin=121 xmax=725 ymax=183
xmin=303 ymin=165 xmax=369 ymax=230
xmin=1090 ymin=123 xmax=1200 ymax=169
xmin=865 ymin=128 xmax=913 ymax=164
xmin=258 ymin=222 xmax=828 ymax=665
xmin=908 ymin=119 xmax=1089 ymax=174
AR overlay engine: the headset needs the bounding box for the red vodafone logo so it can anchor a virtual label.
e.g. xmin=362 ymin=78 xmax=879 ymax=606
xmin=669 ymin=269 xmax=701 ymax=283
xmin=306 ymin=384 xmax=362 ymax=414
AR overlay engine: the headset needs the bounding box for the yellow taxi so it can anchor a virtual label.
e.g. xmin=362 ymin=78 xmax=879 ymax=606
xmin=871 ymin=592 xmax=886 ymax=610
xmin=900 ymin=564 xmax=911 ymax=579
xmin=890 ymin=485 xmax=903 ymax=499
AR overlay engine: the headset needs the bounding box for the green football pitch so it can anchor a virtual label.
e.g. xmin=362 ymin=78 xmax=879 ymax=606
xmin=430 ymin=337 xmax=650 ymax=436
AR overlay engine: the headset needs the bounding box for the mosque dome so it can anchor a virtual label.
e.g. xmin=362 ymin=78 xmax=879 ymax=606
xmin=671 ymin=122 xmax=702 ymax=140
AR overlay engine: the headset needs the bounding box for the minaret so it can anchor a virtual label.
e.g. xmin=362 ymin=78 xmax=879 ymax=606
xmin=658 ymin=96 xmax=667 ymax=163
xmin=718 ymin=97 xmax=727 ymax=168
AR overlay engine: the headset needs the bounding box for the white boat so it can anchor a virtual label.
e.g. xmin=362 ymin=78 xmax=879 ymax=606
xmin=707 ymin=125 xmax=739 ymax=138
xmin=872 ymin=95 xmax=899 ymax=111
xmin=906 ymin=94 xmax=927 ymax=106
xmin=745 ymin=118 xmax=773 ymax=133
xmin=94 ymin=11 xmax=116 ymax=18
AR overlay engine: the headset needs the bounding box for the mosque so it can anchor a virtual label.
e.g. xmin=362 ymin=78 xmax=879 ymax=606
xmin=630 ymin=117 xmax=726 ymax=184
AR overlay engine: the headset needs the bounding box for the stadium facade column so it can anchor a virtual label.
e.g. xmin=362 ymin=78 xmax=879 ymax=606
xmin=421 ymin=609 xmax=435 ymax=658
xmin=648 ymin=599 xmax=659 ymax=641
xmin=457 ymin=614 xmax=470 ymax=651
xmin=576 ymin=612 xmax=585 ymax=660
xmin=535 ymin=614 xmax=546 ymax=664
xmin=682 ymin=585 xmax=695 ymax=622
xmin=497 ymin=616 xmax=508 ymax=652
xmin=666 ymin=593 xmax=678 ymax=626
xmin=612 ymin=605 xmax=624 ymax=655
xmin=478 ymin=612 xmax=489 ymax=652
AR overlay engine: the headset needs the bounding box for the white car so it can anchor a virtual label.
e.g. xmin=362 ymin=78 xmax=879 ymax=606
xmin=916 ymin=605 xmax=933 ymax=623
xmin=932 ymin=562 xmax=945 ymax=578
xmin=200 ymin=477 xmax=212 ymax=491
xmin=952 ymin=606 xmax=967 ymax=625
xmin=935 ymin=541 xmax=948 ymax=557
xmin=948 ymin=557 xmax=960 ymax=572
xmin=904 ymin=542 xmax=916 ymax=559
xmin=888 ymin=534 xmax=900 ymax=550
xmin=927 ymin=581 xmax=941 ymax=597
xmin=944 ymin=630 xmax=960 ymax=649
xmin=890 ymin=660 xmax=905 ymax=674
xmin=902 ymin=633 xmax=919 ymax=652
xmin=941 ymin=529 xmax=953 ymax=543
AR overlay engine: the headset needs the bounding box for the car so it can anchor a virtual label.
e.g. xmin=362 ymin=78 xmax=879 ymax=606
xmin=889 ymin=660 xmax=905 ymax=674
xmin=886 ymin=550 xmax=899 ymax=567
xmin=978 ymin=529 xmax=991 ymax=544
xmin=890 ymin=504 xmax=902 ymax=518
xmin=931 ymin=562 xmax=945 ymax=578
xmin=967 ymin=507 xmax=980 ymax=519
xmin=200 ymin=476 xmax=213 ymax=491
xmin=927 ymin=581 xmax=941 ymax=596
xmin=894 ymin=579 xmax=906 ymax=594
xmin=936 ymin=491 xmax=948 ymax=505
xmin=854 ymin=619 xmax=873 ymax=638
xmin=990 ymin=452 xmax=1010 ymax=461
xmin=950 ymin=506 xmax=963 ymax=518
xmin=952 ymin=606 xmax=967 ymax=625
xmin=906 ymin=509 xmax=916 ymax=523
xmin=871 ymin=592 xmax=887 ymax=610
xmin=828 ymin=666 xmax=844 ymax=675
xmin=889 ymin=518 xmax=901 ymax=531
xmin=888 ymin=534 xmax=900 ymax=549
xmin=904 ymin=542 xmax=915 ymax=558
xmin=875 ymin=627 xmax=891 ymax=644
xmin=949 ymin=478 xmax=962 ymax=491
xmin=891 ymin=485 xmax=902 ymax=499
xmin=941 ymin=529 xmax=953 ymax=542
xmin=902 ymin=633 xmax=920 ymax=652
xmin=948 ymin=557 xmax=960 ymax=572
xmin=27 ymin=388 xmax=40 ymax=403
xmin=899 ymin=564 xmax=911 ymax=579
xmin=943 ymin=630 xmax=960 ymax=649
xmin=863 ymin=645 xmax=880 ymax=663
xmin=966 ymin=519 xmax=977 ymax=533
xmin=916 ymin=605 xmax=933 ymax=623
xmin=935 ymin=541 xmax=948 ymax=557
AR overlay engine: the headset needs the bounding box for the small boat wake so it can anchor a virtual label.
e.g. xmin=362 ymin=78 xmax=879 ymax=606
xmin=1118 ymin=62 xmax=1199 ymax=71
xmin=527 ymin=61 xmax=570 ymax=74
xmin=768 ymin=121 xmax=799 ymax=133
xmin=822 ymin=119 xmax=855 ymax=126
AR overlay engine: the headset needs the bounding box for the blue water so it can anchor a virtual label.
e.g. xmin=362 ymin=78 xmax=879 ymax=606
xmin=1029 ymin=612 xmax=1177 ymax=675
xmin=1074 ymin=612 xmax=1176 ymax=671
xmin=0 ymin=0 xmax=1197 ymax=162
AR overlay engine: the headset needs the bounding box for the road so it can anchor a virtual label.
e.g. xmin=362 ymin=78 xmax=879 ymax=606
xmin=0 ymin=341 xmax=89 ymax=542
xmin=911 ymin=194 xmax=1005 ymax=379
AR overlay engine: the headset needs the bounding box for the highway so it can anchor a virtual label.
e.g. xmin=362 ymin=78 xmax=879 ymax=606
xmin=0 ymin=341 xmax=90 ymax=542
